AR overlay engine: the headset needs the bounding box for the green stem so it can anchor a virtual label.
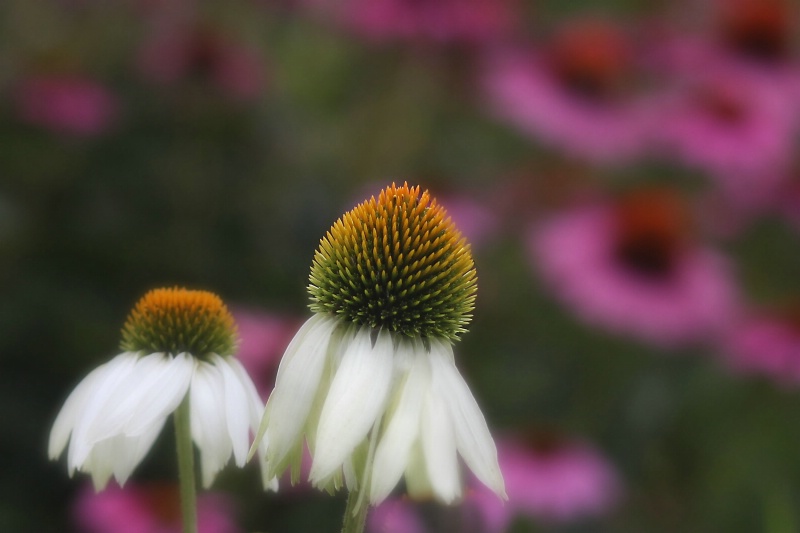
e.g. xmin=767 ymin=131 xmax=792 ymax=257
xmin=341 ymin=490 xmax=369 ymax=533
xmin=174 ymin=395 xmax=198 ymax=533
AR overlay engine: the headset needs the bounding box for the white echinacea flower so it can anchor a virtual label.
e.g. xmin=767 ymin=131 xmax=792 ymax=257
xmin=252 ymin=183 xmax=506 ymax=507
xmin=49 ymin=287 xmax=276 ymax=491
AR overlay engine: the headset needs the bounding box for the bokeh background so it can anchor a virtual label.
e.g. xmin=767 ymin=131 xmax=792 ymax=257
xmin=3 ymin=0 xmax=800 ymax=531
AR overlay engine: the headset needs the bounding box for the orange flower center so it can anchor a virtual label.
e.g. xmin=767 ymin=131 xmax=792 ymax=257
xmin=309 ymin=182 xmax=477 ymax=340
xmin=613 ymin=189 xmax=688 ymax=280
xmin=720 ymin=0 xmax=792 ymax=62
xmin=548 ymin=21 xmax=631 ymax=101
xmin=120 ymin=287 xmax=238 ymax=357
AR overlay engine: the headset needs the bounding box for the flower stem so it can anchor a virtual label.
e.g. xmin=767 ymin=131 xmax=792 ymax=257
xmin=174 ymin=395 xmax=198 ymax=533
xmin=341 ymin=490 xmax=369 ymax=533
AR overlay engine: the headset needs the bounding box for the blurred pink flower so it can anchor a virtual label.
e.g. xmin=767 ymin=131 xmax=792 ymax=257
xmin=653 ymin=68 xmax=795 ymax=210
xmin=652 ymin=0 xmax=800 ymax=122
xmin=529 ymin=190 xmax=739 ymax=347
xmin=13 ymin=75 xmax=118 ymax=136
xmin=469 ymin=434 xmax=621 ymax=530
xmin=137 ymin=26 xmax=265 ymax=102
xmin=367 ymin=498 xmax=425 ymax=533
xmin=721 ymin=309 xmax=800 ymax=387
xmin=323 ymin=0 xmax=517 ymax=44
xmin=73 ymin=482 xmax=239 ymax=533
xmin=655 ymin=7 xmax=796 ymax=75
xmin=483 ymin=20 xmax=653 ymax=164
xmin=232 ymin=307 xmax=299 ymax=397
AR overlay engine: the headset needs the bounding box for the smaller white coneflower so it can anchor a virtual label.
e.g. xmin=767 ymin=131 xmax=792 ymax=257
xmin=252 ymin=183 xmax=505 ymax=529
xmin=49 ymin=287 xmax=275 ymax=493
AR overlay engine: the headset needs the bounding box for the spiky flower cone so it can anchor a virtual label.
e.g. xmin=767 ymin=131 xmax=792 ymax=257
xmin=254 ymin=183 xmax=505 ymax=511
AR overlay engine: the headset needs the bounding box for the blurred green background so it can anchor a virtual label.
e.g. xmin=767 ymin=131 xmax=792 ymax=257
xmin=3 ymin=0 xmax=800 ymax=531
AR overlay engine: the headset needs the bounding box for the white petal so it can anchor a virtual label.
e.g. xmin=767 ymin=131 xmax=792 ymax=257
xmin=343 ymin=456 xmax=358 ymax=491
xmin=213 ymin=355 xmax=250 ymax=466
xmin=78 ymin=414 xmax=163 ymax=490
xmin=227 ymin=357 xmax=266 ymax=422
xmin=303 ymin=327 xmax=351 ymax=452
xmin=68 ymin=353 xmax=140 ymax=471
xmin=309 ymin=327 xmax=394 ymax=484
xmin=49 ymin=360 xmax=112 ymax=460
xmin=227 ymin=358 xmax=278 ymax=490
xmin=404 ymin=441 xmax=433 ymax=500
xmin=112 ymin=421 xmax=165 ymax=485
xmin=84 ymin=428 xmax=162 ymax=491
xmin=429 ymin=340 xmax=506 ymax=499
xmin=81 ymin=442 xmax=114 ymax=491
xmin=369 ymin=344 xmax=429 ymax=504
xmin=80 ymin=353 xmax=171 ymax=441
xmin=190 ymin=362 xmax=232 ymax=487
xmin=420 ymin=389 xmax=461 ymax=503
xmin=259 ymin=314 xmax=338 ymax=467
xmin=119 ymin=353 xmax=193 ymax=436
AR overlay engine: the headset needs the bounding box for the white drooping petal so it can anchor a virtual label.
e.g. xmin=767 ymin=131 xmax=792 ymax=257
xmin=68 ymin=353 xmax=140 ymax=471
xmin=304 ymin=326 xmax=354 ymax=455
xmin=429 ymin=339 xmax=506 ymax=499
xmin=117 ymin=353 xmax=193 ymax=436
xmin=82 ymin=439 xmax=114 ymax=491
xmin=369 ymin=345 xmax=429 ymax=504
xmin=190 ymin=361 xmax=232 ymax=487
xmin=51 ymin=352 xmax=191 ymax=489
xmin=354 ymin=415 xmax=383 ymax=512
xmin=309 ymin=327 xmax=394 ymax=484
xmin=86 ymin=353 xmax=193 ymax=443
xmin=227 ymin=357 xmax=265 ymax=421
xmin=49 ymin=360 xmax=112 ymax=460
xmin=420 ymin=388 xmax=461 ymax=503
xmin=111 ymin=420 xmax=165 ymax=486
xmin=227 ymin=357 xmax=278 ymax=490
xmin=213 ymin=355 xmax=250 ymax=467
xmin=343 ymin=455 xmax=358 ymax=492
xmin=404 ymin=440 xmax=434 ymax=500
xmin=85 ymin=353 xmax=168 ymax=440
xmin=258 ymin=314 xmax=338 ymax=467
xmin=80 ymin=417 xmax=164 ymax=490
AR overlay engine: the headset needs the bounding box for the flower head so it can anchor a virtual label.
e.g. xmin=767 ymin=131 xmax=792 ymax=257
xmin=254 ymin=183 xmax=504 ymax=507
xmin=49 ymin=287 xmax=275 ymax=491
xmin=482 ymin=19 xmax=654 ymax=164
xmin=469 ymin=433 xmax=622 ymax=530
xmin=529 ymin=190 xmax=739 ymax=347
xmin=653 ymin=68 xmax=794 ymax=209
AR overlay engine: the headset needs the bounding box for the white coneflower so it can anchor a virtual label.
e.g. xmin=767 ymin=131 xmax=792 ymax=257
xmin=49 ymin=287 xmax=276 ymax=496
xmin=252 ymin=183 xmax=505 ymax=529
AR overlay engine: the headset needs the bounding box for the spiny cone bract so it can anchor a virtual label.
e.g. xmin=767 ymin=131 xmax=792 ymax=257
xmin=309 ymin=183 xmax=477 ymax=341
xmin=120 ymin=287 xmax=238 ymax=357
